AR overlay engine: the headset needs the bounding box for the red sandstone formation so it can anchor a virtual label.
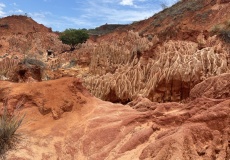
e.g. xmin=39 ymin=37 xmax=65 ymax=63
xmin=0 ymin=74 xmax=228 ymax=159
xmin=0 ymin=0 xmax=229 ymax=159
xmin=81 ymin=0 xmax=230 ymax=103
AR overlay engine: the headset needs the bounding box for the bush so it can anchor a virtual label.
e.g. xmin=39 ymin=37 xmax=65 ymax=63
xmin=219 ymin=29 xmax=230 ymax=43
xmin=211 ymin=22 xmax=230 ymax=43
xmin=21 ymin=57 xmax=46 ymax=68
xmin=59 ymin=29 xmax=89 ymax=50
xmin=0 ymin=105 xmax=24 ymax=158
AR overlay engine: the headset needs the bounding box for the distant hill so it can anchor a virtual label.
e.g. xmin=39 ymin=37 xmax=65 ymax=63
xmin=97 ymin=0 xmax=230 ymax=43
xmin=87 ymin=24 xmax=128 ymax=36
xmin=0 ymin=15 xmax=52 ymax=36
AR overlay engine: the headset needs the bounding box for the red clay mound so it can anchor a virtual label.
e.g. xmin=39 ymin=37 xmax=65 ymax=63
xmin=0 ymin=15 xmax=69 ymax=59
xmin=0 ymin=74 xmax=229 ymax=159
xmin=0 ymin=15 xmax=51 ymax=36
xmin=0 ymin=77 xmax=90 ymax=119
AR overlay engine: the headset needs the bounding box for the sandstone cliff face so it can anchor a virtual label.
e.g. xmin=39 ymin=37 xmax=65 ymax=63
xmin=84 ymin=38 xmax=229 ymax=103
xmin=0 ymin=74 xmax=229 ymax=160
xmin=70 ymin=1 xmax=230 ymax=103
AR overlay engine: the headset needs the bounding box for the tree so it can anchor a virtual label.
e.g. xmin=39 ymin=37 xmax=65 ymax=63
xmin=59 ymin=29 xmax=89 ymax=50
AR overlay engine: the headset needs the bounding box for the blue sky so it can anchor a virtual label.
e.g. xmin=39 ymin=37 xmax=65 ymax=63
xmin=0 ymin=0 xmax=178 ymax=31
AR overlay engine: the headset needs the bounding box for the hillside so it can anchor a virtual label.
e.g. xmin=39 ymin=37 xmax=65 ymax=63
xmin=1 ymin=74 xmax=230 ymax=159
xmin=79 ymin=0 xmax=230 ymax=103
xmin=0 ymin=15 xmax=69 ymax=60
xmin=128 ymin=0 xmax=230 ymax=41
xmin=0 ymin=15 xmax=51 ymax=35
xmin=0 ymin=0 xmax=230 ymax=159
xmin=88 ymin=24 xmax=128 ymax=36
xmin=0 ymin=1 xmax=229 ymax=99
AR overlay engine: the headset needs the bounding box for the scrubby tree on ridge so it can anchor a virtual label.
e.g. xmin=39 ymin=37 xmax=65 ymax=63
xmin=59 ymin=28 xmax=89 ymax=51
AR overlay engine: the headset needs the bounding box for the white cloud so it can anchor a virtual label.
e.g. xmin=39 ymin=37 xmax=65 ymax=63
xmin=0 ymin=0 xmax=179 ymax=31
xmin=0 ymin=3 xmax=5 ymax=8
xmin=77 ymin=0 xmax=158 ymax=26
xmin=161 ymin=0 xmax=179 ymax=6
xmin=15 ymin=9 xmax=23 ymax=13
xmin=120 ymin=0 xmax=134 ymax=6
xmin=0 ymin=3 xmax=6 ymax=17
xmin=25 ymin=11 xmax=88 ymax=31
xmin=29 ymin=12 xmax=52 ymax=18
xmin=61 ymin=16 xmax=90 ymax=26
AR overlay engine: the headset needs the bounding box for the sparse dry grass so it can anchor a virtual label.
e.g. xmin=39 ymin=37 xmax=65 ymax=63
xmin=211 ymin=20 xmax=230 ymax=43
xmin=0 ymin=105 xmax=24 ymax=158
xmin=0 ymin=58 xmax=19 ymax=80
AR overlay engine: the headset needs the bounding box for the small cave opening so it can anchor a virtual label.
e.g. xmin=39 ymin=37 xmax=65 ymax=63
xmin=137 ymin=50 xmax=142 ymax=60
xmin=18 ymin=69 xmax=27 ymax=77
xmin=47 ymin=50 xmax=53 ymax=56
xmin=104 ymin=90 xmax=131 ymax=105
xmin=120 ymin=99 xmax=132 ymax=105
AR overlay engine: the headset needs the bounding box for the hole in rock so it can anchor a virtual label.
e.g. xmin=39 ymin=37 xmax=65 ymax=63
xmin=18 ymin=69 xmax=26 ymax=77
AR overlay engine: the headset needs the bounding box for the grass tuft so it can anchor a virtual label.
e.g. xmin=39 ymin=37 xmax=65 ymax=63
xmin=0 ymin=105 xmax=25 ymax=158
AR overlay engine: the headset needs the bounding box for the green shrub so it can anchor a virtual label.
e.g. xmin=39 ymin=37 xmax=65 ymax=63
xmin=0 ymin=106 xmax=24 ymax=157
xmin=59 ymin=29 xmax=89 ymax=51
xmin=211 ymin=24 xmax=222 ymax=33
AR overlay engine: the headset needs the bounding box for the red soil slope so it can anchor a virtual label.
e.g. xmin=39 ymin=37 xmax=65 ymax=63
xmin=98 ymin=0 xmax=230 ymax=43
xmin=0 ymin=1 xmax=229 ymax=159
xmin=0 ymin=74 xmax=229 ymax=160
xmin=0 ymin=15 xmax=51 ymax=36
xmin=0 ymin=15 xmax=68 ymax=59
